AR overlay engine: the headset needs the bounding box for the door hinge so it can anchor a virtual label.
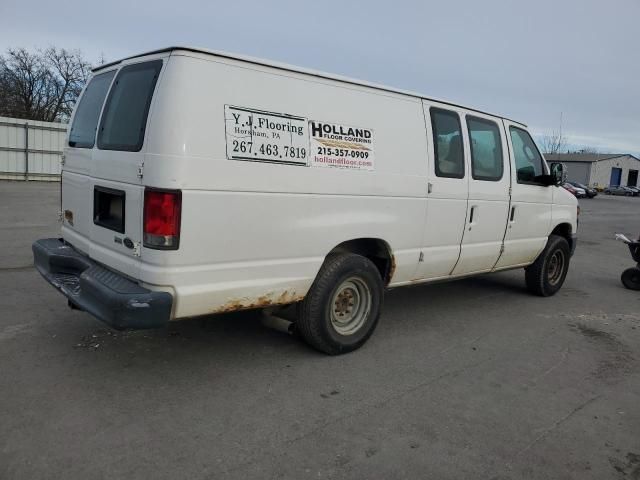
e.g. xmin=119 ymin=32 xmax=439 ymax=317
xmin=427 ymin=182 xmax=433 ymax=194
xmin=132 ymin=241 xmax=141 ymax=257
xmin=508 ymin=186 xmax=512 ymax=195
xmin=499 ymin=244 xmax=505 ymax=255
xmin=60 ymin=154 xmax=66 ymax=166
xmin=137 ymin=163 xmax=144 ymax=179
xmin=419 ymin=251 xmax=424 ymax=262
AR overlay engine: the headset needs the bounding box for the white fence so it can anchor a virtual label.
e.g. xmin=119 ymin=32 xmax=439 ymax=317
xmin=0 ymin=116 xmax=67 ymax=181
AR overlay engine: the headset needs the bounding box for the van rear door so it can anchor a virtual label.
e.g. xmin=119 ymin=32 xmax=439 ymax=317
xmin=62 ymin=58 xmax=164 ymax=278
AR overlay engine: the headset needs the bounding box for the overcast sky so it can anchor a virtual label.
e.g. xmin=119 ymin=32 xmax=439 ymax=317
xmin=1 ymin=0 xmax=638 ymax=154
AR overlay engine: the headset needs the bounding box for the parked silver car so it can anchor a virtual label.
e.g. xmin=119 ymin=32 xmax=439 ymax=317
xmin=605 ymin=186 xmax=637 ymax=196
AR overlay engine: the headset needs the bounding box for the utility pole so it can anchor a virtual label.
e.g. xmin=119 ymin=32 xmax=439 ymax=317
xmin=559 ymin=112 xmax=564 ymax=153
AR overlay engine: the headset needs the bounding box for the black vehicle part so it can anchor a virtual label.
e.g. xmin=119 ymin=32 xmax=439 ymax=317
xmin=525 ymin=234 xmax=571 ymax=297
xmin=33 ymin=238 xmax=172 ymax=330
xmin=621 ymin=267 xmax=640 ymax=290
xmin=297 ymin=253 xmax=383 ymax=355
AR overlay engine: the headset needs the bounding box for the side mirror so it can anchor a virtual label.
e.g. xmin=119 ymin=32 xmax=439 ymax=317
xmin=549 ymin=162 xmax=567 ymax=185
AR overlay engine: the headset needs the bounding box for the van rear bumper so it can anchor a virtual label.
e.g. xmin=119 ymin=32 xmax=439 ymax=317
xmin=32 ymin=238 xmax=172 ymax=330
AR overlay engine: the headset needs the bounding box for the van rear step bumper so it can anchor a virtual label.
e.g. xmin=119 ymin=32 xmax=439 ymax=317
xmin=32 ymin=238 xmax=172 ymax=330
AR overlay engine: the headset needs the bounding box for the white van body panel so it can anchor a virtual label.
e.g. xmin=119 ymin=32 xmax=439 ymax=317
xmin=551 ymin=188 xmax=580 ymax=235
xmin=61 ymin=174 xmax=144 ymax=279
xmin=452 ymin=110 xmax=511 ymax=276
xmin=58 ymin=47 xmax=578 ymax=320
xmin=493 ymin=119 xmax=555 ymax=269
xmin=416 ymin=100 xmax=468 ymax=281
xmin=141 ymin=52 xmax=430 ymax=316
xmin=62 ymin=51 xmax=171 ymax=280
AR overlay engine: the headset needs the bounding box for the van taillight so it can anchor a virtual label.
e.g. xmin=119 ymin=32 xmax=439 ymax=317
xmin=143 ymin=189 xmax=181 ymax=249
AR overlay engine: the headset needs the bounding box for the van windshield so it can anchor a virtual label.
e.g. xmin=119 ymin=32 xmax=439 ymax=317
xmin=97 ymin=60 xmax=162 ymax=152
xmin=68 ymin=70 xmax=115 ymax=148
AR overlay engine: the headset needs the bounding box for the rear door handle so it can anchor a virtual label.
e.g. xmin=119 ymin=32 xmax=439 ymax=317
xmin=469 ymin=206 xmax=476 ymax=224
xmin=510 ymin=205 xmax=516 ymax=222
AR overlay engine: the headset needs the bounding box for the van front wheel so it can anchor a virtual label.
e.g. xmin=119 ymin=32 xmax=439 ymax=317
xmin=298 ymin=253 xmax=383 ymax=355
xmin=525 ymin=234 xmax=570 ymax=296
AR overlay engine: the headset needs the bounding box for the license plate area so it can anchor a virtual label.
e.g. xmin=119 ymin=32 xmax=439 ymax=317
xmin=93 ymin=186 xmax=125 ymax=233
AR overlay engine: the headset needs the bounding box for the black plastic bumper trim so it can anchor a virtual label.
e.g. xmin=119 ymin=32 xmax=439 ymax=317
xmin=32 ymin=238 xmax=172 ymax=330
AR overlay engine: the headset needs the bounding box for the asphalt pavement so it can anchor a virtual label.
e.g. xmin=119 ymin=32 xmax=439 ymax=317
xmin=1 ymin=181 xmax=639 ymax=479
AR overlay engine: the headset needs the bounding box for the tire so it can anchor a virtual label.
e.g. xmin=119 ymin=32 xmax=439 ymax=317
xmin=621 ymin=267 xmax=640 ymax=290
xmin=297 ymin=253 xmax=384 ymax=355
xmin=525 ymin=234 xmax=571 ymax=296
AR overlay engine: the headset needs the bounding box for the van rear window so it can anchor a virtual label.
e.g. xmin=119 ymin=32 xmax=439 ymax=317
xmin=68 ymin=71 xmax=115 ymax=148
xmin=97 ymin=60 xmax=162 ymax=152
xmin=467 ymin=116 xmax=503 ymax=181
xmin=431 ymin=108 xmax=465 ymax=179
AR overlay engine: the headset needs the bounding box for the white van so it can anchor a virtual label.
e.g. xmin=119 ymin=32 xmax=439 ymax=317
xmin=33 ymin=47 xmax=578 ymax=354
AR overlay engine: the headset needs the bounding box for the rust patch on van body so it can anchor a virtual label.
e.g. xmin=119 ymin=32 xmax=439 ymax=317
xmin=387 ymin=255 xmax=396 ymax=284
xmin=210 ymin=290 xmax=304 ymax=315
xmin=64 ymin=210 xmax=74 ymax=226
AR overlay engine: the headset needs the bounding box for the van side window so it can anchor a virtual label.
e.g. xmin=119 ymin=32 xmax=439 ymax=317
xmin=467 ymin=117 xmax=503 ymax=181
xmin=68 ymin=71 xmax=115 ymax=148
xmin=510 ymin=127 xmax=545 ymax=183
xmin=97 ymin=60 xmax=162 ymax=152
xmin=430 ymin=109 xmax=464 ymax=178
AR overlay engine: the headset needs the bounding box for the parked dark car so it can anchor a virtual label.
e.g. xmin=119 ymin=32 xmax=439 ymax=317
xmin=605 ymin=185 xmax=636 ymax=196
xmin=568 ymin=181 xmax=598 ymax=198
xmin=563 ymin=183 xmax=585 ymax=198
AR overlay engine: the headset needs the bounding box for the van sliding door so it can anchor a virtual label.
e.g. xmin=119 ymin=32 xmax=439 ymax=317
xmin=450 ymin=112 xmax=511 ymax=275
xmin=413 ymin=102 xmax=469 ymax=281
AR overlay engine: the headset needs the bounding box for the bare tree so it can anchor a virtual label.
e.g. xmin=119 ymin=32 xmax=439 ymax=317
xmin=539 ymin=112 xmax=568 ymax=154
xmin=0 ymin=47 xmax=91 ymax=122
xmin=45 ymin=48 xmax=91 ymax=121
xmin=539 ymin=129 xmax=568 ymax=154
xmin=0 ymin=48 xmax=49 ymax=120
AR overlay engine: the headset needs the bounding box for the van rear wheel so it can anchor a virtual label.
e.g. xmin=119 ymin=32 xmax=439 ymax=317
xmin=298 ymin=253 xmax=383 ymax=355
xmin=525 ymin=234 xmax=570 ymax=296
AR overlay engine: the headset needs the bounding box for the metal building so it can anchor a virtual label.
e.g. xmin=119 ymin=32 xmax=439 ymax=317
xmin=545 ymin=153 xmax=640 ymax=188
xmin=0 ymin=116 xmax=67 ymax=181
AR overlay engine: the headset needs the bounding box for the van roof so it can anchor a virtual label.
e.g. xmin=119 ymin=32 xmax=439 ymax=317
xmin=94 ymin=46 xmax=527 ymax=127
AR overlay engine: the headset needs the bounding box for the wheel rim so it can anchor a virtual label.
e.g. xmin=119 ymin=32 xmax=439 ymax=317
xmin=547 ymin=250 xmax=566 ymax=286
xmin=330 ymin=277 xmax=372 ymax=336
